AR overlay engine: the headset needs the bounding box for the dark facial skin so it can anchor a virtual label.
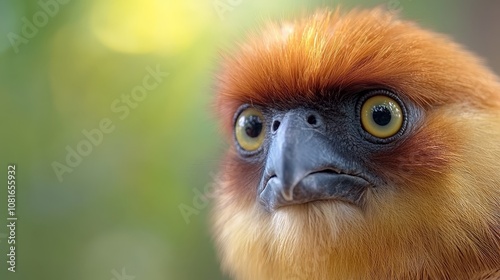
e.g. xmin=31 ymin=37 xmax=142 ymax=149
xmin=233 ymin=88 xmax=422 ymax=211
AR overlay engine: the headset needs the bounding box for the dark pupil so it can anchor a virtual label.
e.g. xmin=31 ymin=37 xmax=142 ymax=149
xmin=244 ymin=116 xmax=263 ymax=138
xmin=372 ymin=105 xmax=391 ymax=126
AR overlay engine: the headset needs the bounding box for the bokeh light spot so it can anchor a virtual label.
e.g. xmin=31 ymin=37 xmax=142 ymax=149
xmin=90 ymin=0 xmax=210 ymax=54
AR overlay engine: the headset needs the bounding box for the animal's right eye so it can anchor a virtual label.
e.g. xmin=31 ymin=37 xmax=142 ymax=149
xmin=235 ymin=108 xmax=266 ymax=151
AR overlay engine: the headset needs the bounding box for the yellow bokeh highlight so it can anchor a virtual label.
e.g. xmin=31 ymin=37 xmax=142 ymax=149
xmin=90 ymin=0 xmax=210 ymax=54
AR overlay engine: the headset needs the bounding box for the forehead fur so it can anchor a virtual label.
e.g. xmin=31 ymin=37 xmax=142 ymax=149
xmin=216 ymin=8 xmax=500 ymax=132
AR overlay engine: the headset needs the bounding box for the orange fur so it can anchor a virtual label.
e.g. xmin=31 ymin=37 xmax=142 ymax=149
xmin=213 ymin=8 xmax=500 ymax=279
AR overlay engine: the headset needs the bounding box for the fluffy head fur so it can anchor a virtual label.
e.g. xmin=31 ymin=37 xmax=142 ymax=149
xmin=213 ymin=8 xmax=500 ymax=279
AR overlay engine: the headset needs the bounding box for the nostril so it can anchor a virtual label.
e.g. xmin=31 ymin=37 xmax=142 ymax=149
xmin=307 ymin=115 xmax=317 ymax=126
xmin=272 ymin=120 xmax=281 ymax=132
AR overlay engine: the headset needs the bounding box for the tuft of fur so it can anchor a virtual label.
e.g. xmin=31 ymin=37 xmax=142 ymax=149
xmin=213 ymin=8 xmax=500 ymax=280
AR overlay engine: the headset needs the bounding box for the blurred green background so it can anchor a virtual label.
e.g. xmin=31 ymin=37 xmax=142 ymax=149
xmin=0 ymin=0 xmax=498 ymax=279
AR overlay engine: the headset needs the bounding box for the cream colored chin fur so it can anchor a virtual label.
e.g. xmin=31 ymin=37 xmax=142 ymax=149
xmin=214 ymin=183 xmax=498 ymax=279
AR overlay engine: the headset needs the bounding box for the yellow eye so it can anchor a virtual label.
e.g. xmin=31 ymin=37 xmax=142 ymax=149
xmin=235 ymin=108 xmax=266 ymax=151
xmin=361 ymin=95 xmax=404 ymax=139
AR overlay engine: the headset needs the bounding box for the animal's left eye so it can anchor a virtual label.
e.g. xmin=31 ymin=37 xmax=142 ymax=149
xmin=235 ymin=108 xmax=266 ymax=151
xmin=360 ymin=95 xmax=404 ymax=139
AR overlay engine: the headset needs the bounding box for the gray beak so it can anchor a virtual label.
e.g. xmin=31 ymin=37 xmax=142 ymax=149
xmin=259 ymin=109 xmax=370 ymax=211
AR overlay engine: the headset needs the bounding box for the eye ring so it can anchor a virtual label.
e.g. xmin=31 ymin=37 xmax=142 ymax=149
xmin=234 ymin=107 xmax=266 ymax=152
xmin=358 ymin=90 xmax=406 ymax=143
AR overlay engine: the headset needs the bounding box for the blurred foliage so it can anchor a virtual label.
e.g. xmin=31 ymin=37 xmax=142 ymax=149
xmin=0 ymin=0 xmax=497 ymax=279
